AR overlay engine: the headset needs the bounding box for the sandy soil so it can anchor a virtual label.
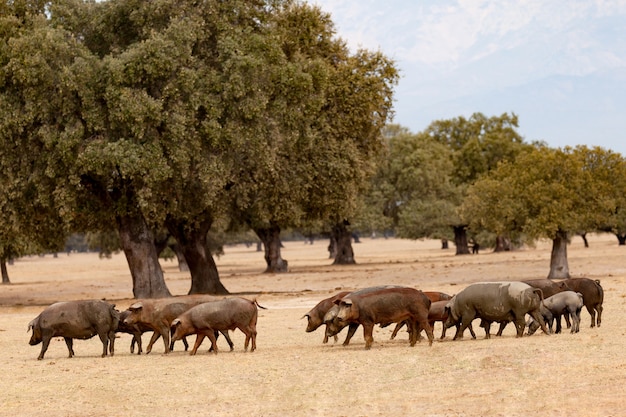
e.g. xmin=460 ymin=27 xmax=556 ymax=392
xmin=1 ymin=235 xmax=625 ymax=417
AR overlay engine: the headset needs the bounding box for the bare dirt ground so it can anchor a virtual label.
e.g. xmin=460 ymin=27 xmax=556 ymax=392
xmin=1 ymin=234 xmax=625 ymax=417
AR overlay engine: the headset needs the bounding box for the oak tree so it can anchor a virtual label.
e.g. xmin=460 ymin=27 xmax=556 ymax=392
xmin=462 ymin=145 xmax=625 ymax=278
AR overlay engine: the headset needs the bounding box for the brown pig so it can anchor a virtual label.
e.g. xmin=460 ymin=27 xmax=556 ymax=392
xmin=28 ymin=300 xmax=119 ymax=360
xmin=303 ymin=291 xmax=350 ymax=343
xmin=389 ymin=291 xmax=453 ymax=340
xmin=522 ymin=279 xmax=570 ymax=298
xmin=116 ymin=310 xmax=187 ymax=354
xmin=334 ymin=287 xmax=433 ymax=349
xmin=323 ymin=286 xmax=407 ymax=346
xmin=171 ymin=297 xmax=265 ymax=355
xmin=123 ymin=295 xmax=233 ymax=354
xmin=559 ymin=278 xmax=604 ymax=328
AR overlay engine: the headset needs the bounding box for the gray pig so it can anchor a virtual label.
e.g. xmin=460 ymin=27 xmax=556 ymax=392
xmin=527 ymin=291 xmax=584 ymax=335
xmin=444 ymin=281 xmax=549 ymax=339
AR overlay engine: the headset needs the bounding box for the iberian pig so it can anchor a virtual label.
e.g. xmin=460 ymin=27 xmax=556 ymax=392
xmin=303 ymin=291 xmax=350 ymax=343
xmin=527 ymin=291 xmax=584 ymax=335
xmin=171 ymin=297 xmax=265 ymax=354
xmin=123 ymin=295 xmax=234 ymax=354
xmin=28 ymin=300 xmax=119 ymax=360
xmin=444 ymin=281 xmax=549 ymax=340
xmin=559 ymin=278 xmax=604 ymax=328
xmin=334 ymin=287 xmax=433 ymax=349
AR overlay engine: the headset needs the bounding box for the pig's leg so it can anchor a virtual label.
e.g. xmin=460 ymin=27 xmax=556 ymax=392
xmin=417 ymin=318 xmax=434 ymax=346
xmin=131 ymin=331 xmax=142 ymax=354
xmin=161 ymin=327 xmax=171 ymax=354
xmin=64 ymin=337 xmax=75 ymax=358
xmin=206 ymin=331 xmax=219 ymax=354
xmin=39 ymin=337 xmax=52 ymax=360
xmin=97 ymin=332 xmax=108 ymax=357
xmin=238 ymin=323 xmax=256 ymax=352
xmin=145 ymin=331 xmax=161 ymax=354
xmin=220 ymin=330 xmax=234 ymax=351
xmin=190 ymin=334 xmax=206 ymax=356
xmin=362 ymin=323 xmax=375 ymax=349
xmin=108 ymin=330 xmax=116 ymax=356
xmin=495 ymin=321 xmax=507 ymax=337
xmin=467 ymin=322 xmax=477 ymax=339
xmin=390 ymin=321 xmax=405 ymax=340
xmin=243 ymin=328 xmax=251 ymax=351
xmin=342 ymin=323 xmax=359 ymax=346
xmin=453 ymin=314 xmax=473 ymax=340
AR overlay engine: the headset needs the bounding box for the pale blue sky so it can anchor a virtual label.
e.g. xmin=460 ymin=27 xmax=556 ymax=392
xmin=310 ymin=0 xmax=626 ymax=156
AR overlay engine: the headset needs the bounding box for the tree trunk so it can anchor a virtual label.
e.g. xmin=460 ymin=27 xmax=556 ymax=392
xmin=332 ymin=221 xmax=356 ymax=265
xmin=579 ymin=233 xmax=589 ymax=248
xmin=116 ymin=212 xmax=172 ymax=299
xmin=328 ymin=235 xmax=337 ymax=259
xmin=548 ymin=230 xmax=571 ymax=279
xmin=441 ymin=238 xmax=448 ymax=250
xmin=1 ymin=258 xmax=9 ymax=284
xmin=494 ymin=235 xmax=511 ymax=252
xmin=254 ymin=224 xmax=288 ymax=273
xmin=453 ymin=225 xmax=470 ymax=255
xmin=170 ymin=243 xmax=189 ymax=272
xmin=616 ymin=233 xmax=626 ymax=246
xmin=166 ymin=216 xmax=229 ymax=295
xmin=154 ymin=231 xmax=171 ymax=257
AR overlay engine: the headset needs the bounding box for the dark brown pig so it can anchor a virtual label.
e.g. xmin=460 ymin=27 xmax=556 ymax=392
xmin=521 ymin=279 xmax=572 ymax=329
xmin=170 ymin=297 xmax=265 ymax=354
xmin=522 ymin=279 xmax=570 ymax=298
xmin=123 ymin=295 xmax=233 ymax=354
xmin=28 ymin=300 xmax=119 ymax=360
xmin=428 ymin=300 xmax=476 ymax=340
xmin=323 ymin=286 xmax=405 ymax=346
xmin=303 ymin=291 xmax=350 ymax=343
xmin=117 ymin=310 xmax=145 ymax=354
xmin=334 ymin=287 xmax=434 ymax=349
xmin=559 ymin=278 xmax=604 ymax=327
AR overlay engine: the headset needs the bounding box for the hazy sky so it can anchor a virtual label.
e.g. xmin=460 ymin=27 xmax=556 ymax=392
xmin=309 ymin=0 xmax=626 ymax=156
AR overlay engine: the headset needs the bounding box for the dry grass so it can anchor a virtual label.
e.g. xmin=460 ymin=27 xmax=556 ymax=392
xmin=1 ymin=235 xmax=625 ymax=416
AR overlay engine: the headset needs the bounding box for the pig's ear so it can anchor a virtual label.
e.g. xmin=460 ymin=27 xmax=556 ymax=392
xmin=129 ymin=302 xmax=143 ymax=311
xmin=27 ymin=320 xmax=35 ymax=332
xmin=342 ymin=299 xmax=353 ymax=306
xmin=171 ymin=319 xmax=181 ymax=327
xmin=301 ymin=314 xmax=310 ymax=320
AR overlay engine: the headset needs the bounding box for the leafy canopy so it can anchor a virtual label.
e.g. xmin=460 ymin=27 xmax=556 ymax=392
xmin=461 ymin=145 xmax=626 ymax=241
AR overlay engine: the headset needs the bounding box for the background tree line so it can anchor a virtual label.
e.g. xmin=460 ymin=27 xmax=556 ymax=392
xmin=362 ymin=113 xmax=626 ymax=279
xmin=2 ymin=1 xmax=624 ymax=293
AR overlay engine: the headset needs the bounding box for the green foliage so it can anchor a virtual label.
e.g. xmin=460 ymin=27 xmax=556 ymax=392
xmin=0 ymin=6 xmax=86 ymax=256
xmin=427 ymin=112 xmax=525 ymax=184
xmin=462 ymin=145 xmax=626 ymax=241
xmin=85 ymin=231 xmax=121 ymax=259
xmin=226 ymin=2 xmax=399 ymax=232
xmin=0 ymin=0 xmax=398 ymax=272
xmin=369 ymin=126 xmax=459 ymax=239
xmin=367 ymin=114 xmax=526 ymax=242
